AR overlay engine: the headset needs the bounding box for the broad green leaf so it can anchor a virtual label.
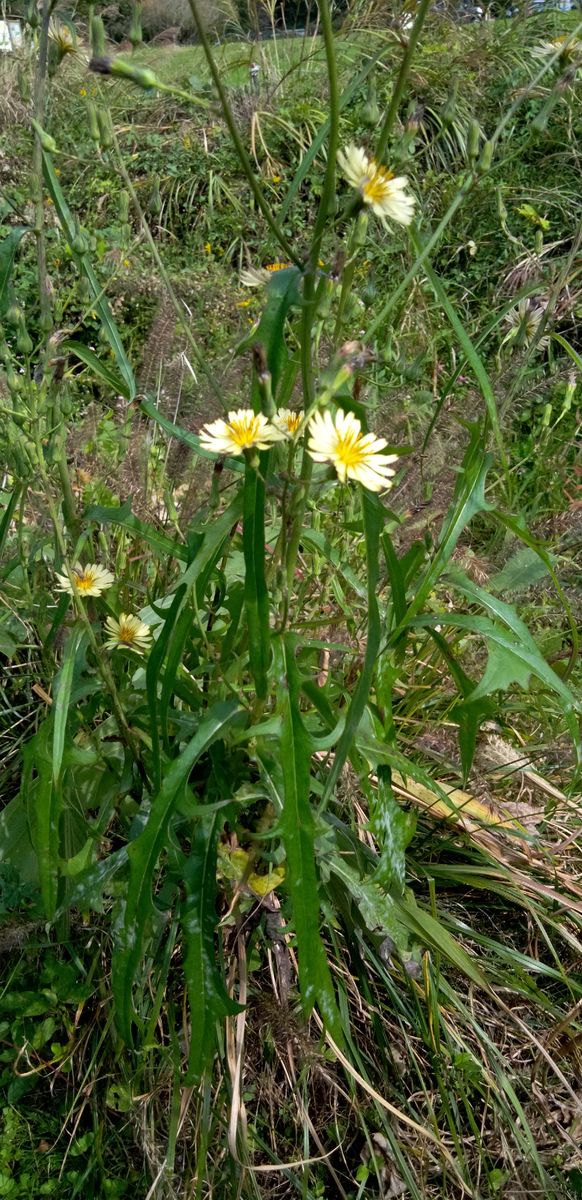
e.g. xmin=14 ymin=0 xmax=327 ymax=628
xmin=0 ymin=227 xmax=29 ymax=316
xmin=52 ymin=628 xmax=83 ymax=785
xmin=181 ymin=813 xmax=241 ymax=1083
xmin=323 ymin=489 xmax=383 ymax=803
xmin=0 ymin=796 xmax=39 ymax=885
xmin=326 ymin=851 xmax=408 ymax=951
xmin=237 ymin=268 xmax=302 ymax=393
xmin=23 ymin=722 xmax=59 ymax=918
xmin=0 ymin=488 xmax=20 ymax=561
xmin=61 ymin=339 xmax=130 ymax=398
xmin=370 ymin=765 xmax=416 ymax=893
xmin=243 ymin=462 xmax=270 ymax=701
xmin=140 ymin=395 xmax=245 ymax=474
xmin=275 ymin=635 xmax=342 ymax=1040
xmin=112 ymin=699 xmax=245 ymax=1045
xmin=41 ymin=150 xmax=136 ymax=399
xmin=489 ymin=546 xmax=553 ymax=594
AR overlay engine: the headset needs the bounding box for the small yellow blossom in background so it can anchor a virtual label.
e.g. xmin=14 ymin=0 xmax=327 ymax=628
xmin=79 ymin=87 xmax=87 ymax=97
xmin=271 ymin=174 xmax=281 ymax=184
xmin=337 ymin=144 xmax=415 ymax=226
xmin=123 ymin=258 xmax=130 ymax=268
xmin=204 ymin=242 xmax=212 ymax=253
xmin=307 ymin=408 xmax=398 ymax=492
xmin=199 ymin=409 xmax=285 ymax=456
xmin=55 ymin=167 xmax=61 ymax=176
xmin=104 ymin=613 xmax=153 ymax=653
xmin=55 ymin=562 xmax=115 ymax=597
xmin=236 ymin=298 xmax=253 ymax=308
xmin=273 ymin=408 xmax=304 ymax=438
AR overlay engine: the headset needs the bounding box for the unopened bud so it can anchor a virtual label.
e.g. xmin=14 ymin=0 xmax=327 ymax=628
xmin=90 ymin=56 xmax=159 ymax=90
xmin=31 ymin=119 xmax=57 ymax=153
xmin=90 ymin=15 xmax=106 ymax=56
xmin=467 ymin=118 xmax=480 ymax=163
xmin=477 ymin=139 xmax=494 ymax=174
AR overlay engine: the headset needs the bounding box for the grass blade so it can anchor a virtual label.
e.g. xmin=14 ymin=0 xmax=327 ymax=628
xmin=243 ymin=462 xmax=270 ymax=701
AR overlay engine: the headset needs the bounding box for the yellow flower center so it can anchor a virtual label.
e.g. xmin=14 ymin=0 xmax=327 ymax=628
xmin=334 ymin=429 xmax=369 ymax=470
xmin=118 ymin=624 xmax=137 ymax=644
xmin=361 ymin=166 xmax=394 ymax=206
xmin=228 ymin=414 xmax=262 ymax=448
xmin=285 ymin=413 xmax=303 ymax=434
xmin=74 ymin=570 xmax=98 ymax=593
xmin=266 ymin=263 xmax=291 ymax=272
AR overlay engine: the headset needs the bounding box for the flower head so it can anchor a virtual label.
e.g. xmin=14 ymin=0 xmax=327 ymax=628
xmin=273 ymin=408 xmax=304 ymax=438
xmin=503 ymin=299 xmax=549 ymax=349
xmin=533 ymin=35 xmax=582 ymax=64
xmin=199 ymin=409 xmax=285 ymax=456
xmin=55 ymin=562 xmax=114 ymax=597
xmin=49 ymin=18 xmax=76 ymax=54
xmin=240 ymin=263 xmax=293 ymax=288
xmin=104 ymin=613 xmax=153 ymax=653
xmin=337 ymin=144 xmax=415 ymax=226
xmin=307 ymin=408 xmax=398 ymax=492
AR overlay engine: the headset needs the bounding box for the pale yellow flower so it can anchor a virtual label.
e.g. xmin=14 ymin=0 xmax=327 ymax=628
xmin=55 ymin=562 xmax=114 ymax=597
xmin=307 ymin=408 xmax=398 ymax=492
xmin=199 ymin=409 xmax=285 ymax=456
xmin=533 ymin=35 xmax=582 ymax=63
xmin=337 ymin=144 xmax=415 ymax=226
xmin=49 ymin=18 xmax=76 ymax=54
xmin=240 ymin=263 xmax=292 ymax=288
xmin=104 ymin=613 xmax=153 ymax=653
xmin=273 ymin=408 xmax=304 ymax=438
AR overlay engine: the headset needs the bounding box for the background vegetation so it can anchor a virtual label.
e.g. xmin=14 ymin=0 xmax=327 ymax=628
xmin=0 ymin=2 xmax=581 ymax=1197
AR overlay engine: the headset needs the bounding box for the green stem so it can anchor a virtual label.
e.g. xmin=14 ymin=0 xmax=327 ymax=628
xmin=184 ymin=0 xmax=299 ymax=266
xmin=32 ymin=0 xmax=52 ymax=329
xmin=375 ymin=0 xmax=431 ymax=163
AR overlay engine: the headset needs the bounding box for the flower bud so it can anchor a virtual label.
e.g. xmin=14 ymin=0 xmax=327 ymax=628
xmin=467 ymin=118 xmax=480 ymax=164
xmin=477 ymin=139 xmax=494 ymax=174
xmin=90 ymin=15 xmax=106 ymax=56
xmin=31 ymin=119 xmax=58 ymax=154
xmin=87 ymin=101 xmax=101 ymax=143
xmin=90 ymin=56 xmax=158 ymax=90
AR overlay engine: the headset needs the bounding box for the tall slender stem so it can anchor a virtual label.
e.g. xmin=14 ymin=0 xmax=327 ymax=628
xmin=32 ymin=0 xmax=53 ymax=328
xmin=375 ymin=0 xmax=431 ymax=163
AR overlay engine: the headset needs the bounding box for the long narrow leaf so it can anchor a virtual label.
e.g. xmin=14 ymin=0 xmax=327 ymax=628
xmin=52 ymin=628 xmax=83 ymax=785
xmin=0 ymin=227 xmax=29 ymax=315
xmin=182 ymin=813 xmax=240 ymax=1083
xmin=112 ymin=700 xmax=244 ymax=1044
xmin=275 ymin=635 xmax=342 ymax=1040
xmin=140 ymin=395 xmax=245 ymax=474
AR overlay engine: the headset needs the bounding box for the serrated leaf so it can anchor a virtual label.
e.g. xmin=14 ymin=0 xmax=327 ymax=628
xmin=326 ymin=852 xmax=408 ymax=951
xmin=371 ymin=765 xmax=416 ymax=892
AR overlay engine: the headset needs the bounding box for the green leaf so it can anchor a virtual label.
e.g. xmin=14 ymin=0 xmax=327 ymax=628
xmin=237 ymin=268 xmax=301 ymax=393
xmin=85 ymin=500 xmax=188 ymax=561
xmin=181 ymin=813 xmax=241 ymax=1083
xmin=371 ymin=766 xmax=416 ymax=892
xmin=398 ymin=893 xmax=488 ymax=989
xmin=52 ymin=629 xmax=83 ymax=785
xmin=394 ymin=425 xmax=493 ymax=634
xmin=325 ymin=850 xmax=408 ymax=951
xmin=112 ymin=699 xmax=245 ymax=1045
xmin=0 ymin=227 xmax=29 ymax=316
xmin=23 ymin=722 xmax=59 ymax=918
xmin=41 ymin=150 xmax=136 ymax=399
xmin=489 ymin=545 xmax=553 ymax=594
xmin=140 ymin=395 xmax=245 ymax=474
xmin=146 ymin=585 xmax=187 ymax=792
xmin=323 ymin=489 xmax=383 ymax=803
xmin=61 ymin=339 xmax=130 ymax=398
xmin=243 ymin=462 xmax=270 ymax=701
xmin=275 ymin=635 xmax=342 ymax=1039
